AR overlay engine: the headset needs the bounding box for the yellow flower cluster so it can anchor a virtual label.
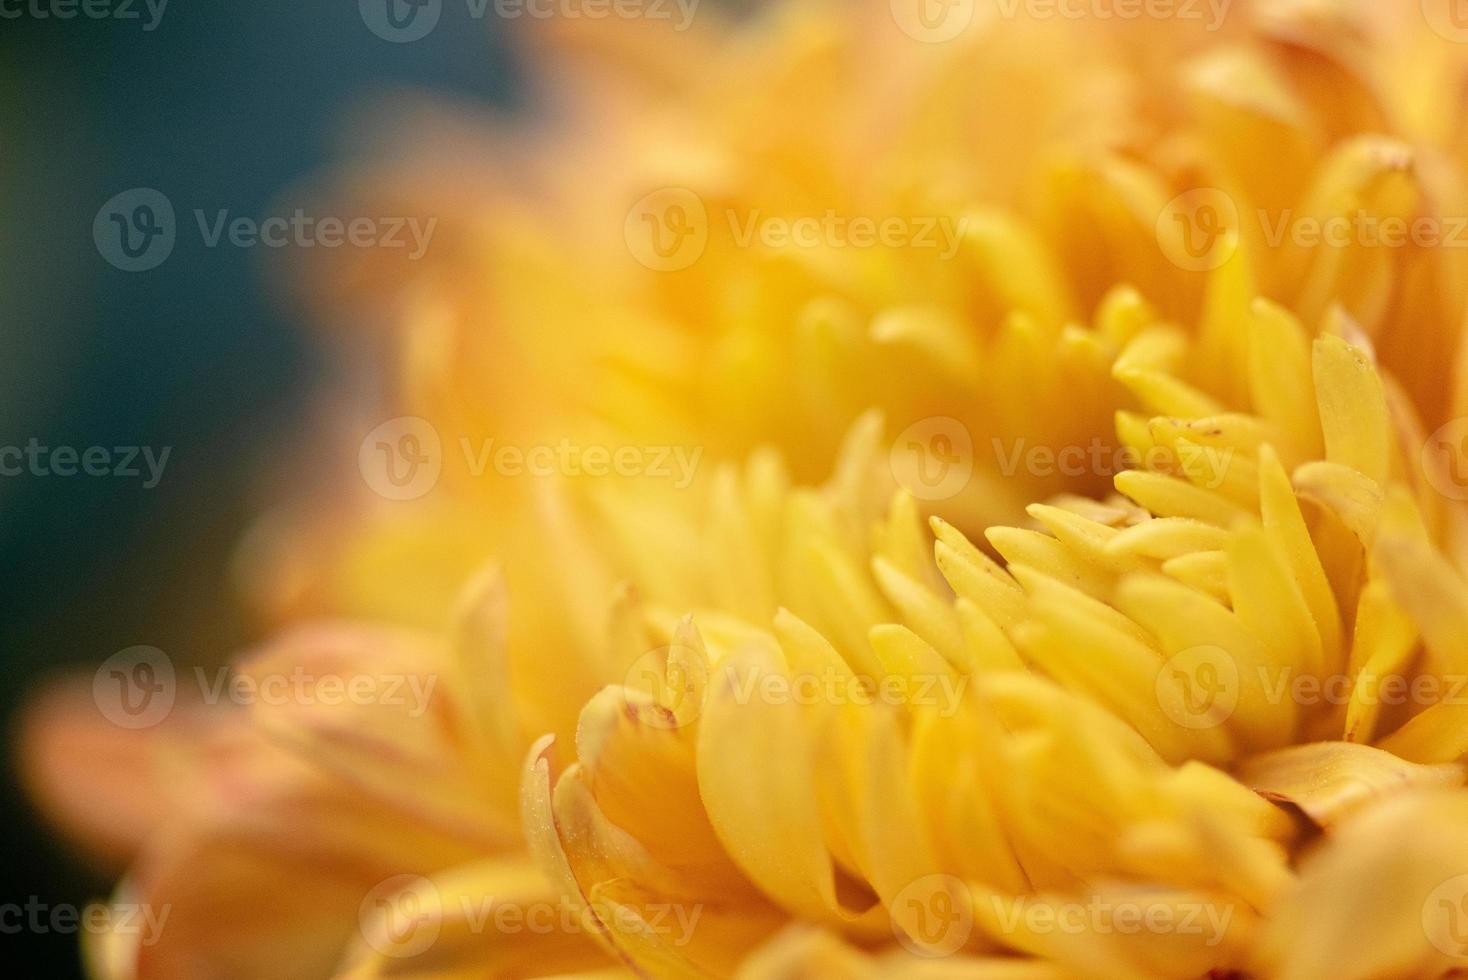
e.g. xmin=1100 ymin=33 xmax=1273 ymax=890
xmin=61 ymin=2 xmax=1468 ymax=979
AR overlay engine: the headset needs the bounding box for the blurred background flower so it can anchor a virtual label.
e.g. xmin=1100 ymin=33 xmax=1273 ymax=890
xmin=0 ymin=7 xmax=515 ymax=976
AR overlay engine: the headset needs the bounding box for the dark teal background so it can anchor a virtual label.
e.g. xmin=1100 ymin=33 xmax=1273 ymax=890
xmin=0 ymin=4 xmax=515 ymax=973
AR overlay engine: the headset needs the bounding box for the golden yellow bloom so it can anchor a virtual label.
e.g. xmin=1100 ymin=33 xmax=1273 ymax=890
xmin=255 ymin=0 xmax=1468 ymax=634
xmin=29 ymin=1 xmax=1468 ymax=978
xmin=517 ymin=289 xmax=1468 ymax=977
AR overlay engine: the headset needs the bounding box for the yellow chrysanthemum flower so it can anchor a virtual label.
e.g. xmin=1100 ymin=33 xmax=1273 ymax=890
xmin=74 ymin=307 xmax=1468 ymax=977
xmin=512 ymin=291 xmax=1468 ymax=979
xmin=28 ymin=2 xmax=1468 ymax=979
xmin=264 ymin=0 xmax=1468 ymax=631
